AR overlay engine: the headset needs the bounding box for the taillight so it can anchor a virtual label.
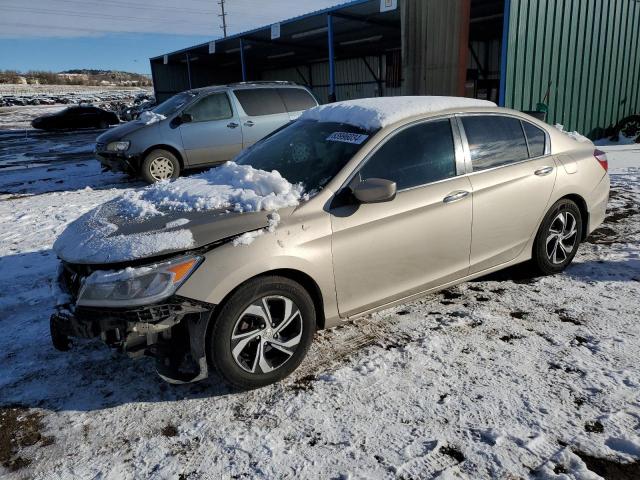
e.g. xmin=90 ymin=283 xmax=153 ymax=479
xmin=594 ymin=149 xmax=608 ymax=172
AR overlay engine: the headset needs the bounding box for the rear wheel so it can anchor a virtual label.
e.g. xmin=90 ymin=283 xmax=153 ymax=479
xmin=141 ymin=149 xmax=181 ymax=183
xmin=208 ymin=276 xmax=316 ymax=389
xmin=531 ymin=199 xmax=582 ymax=275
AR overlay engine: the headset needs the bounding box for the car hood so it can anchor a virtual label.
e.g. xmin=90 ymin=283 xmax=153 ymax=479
xmin=53 ymin=200 xmax=280 ymax=265
xmin=96 ymin=119 xmax=151 ymax=143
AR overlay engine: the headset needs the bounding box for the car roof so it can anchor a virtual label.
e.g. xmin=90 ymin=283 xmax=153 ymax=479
xmin=299 ymin=96 xmax=498 ymax=131
xmin=187 ymin=81 xmax=306 ymax=95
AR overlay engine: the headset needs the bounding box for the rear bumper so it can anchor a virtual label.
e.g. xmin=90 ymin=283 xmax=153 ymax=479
xmin=50 ymin=297 xmax=215 ymax=384
xmin=588 ymin=174 xmax=610 ymax=234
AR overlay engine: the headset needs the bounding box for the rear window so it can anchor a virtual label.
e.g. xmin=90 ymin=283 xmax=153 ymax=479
xmin=522 ymin=121 xmax=547 ymax=157
xmin=461 ymin=115 xmax=530 ymax=171
xmin=277 ymin=88 xmax=317 ymax=112
xmin=233 ymin=89 xmax=287 ymax=116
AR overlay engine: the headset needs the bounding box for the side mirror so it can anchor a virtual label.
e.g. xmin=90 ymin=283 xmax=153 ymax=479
xmin=180 ymin=113 xmax=193 ymax=123
xmin=352 ymin=178 xmax=397 ymax=204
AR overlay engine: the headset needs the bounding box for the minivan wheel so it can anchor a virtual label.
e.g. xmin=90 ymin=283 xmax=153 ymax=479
xmin=531 ymin=199 xmax=583 ymax=275
xmin=141 ymin=149 xmax=180 ymax=183
xmin=209 ymin=276 xmax=316 ymax=389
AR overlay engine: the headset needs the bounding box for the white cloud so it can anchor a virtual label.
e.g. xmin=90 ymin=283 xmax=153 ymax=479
xmin=0 ymin=0 xmax=341 ymax=39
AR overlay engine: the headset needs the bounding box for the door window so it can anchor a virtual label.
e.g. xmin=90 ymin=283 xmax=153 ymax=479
xmin=184 ymin=93 xmax=233 ymax=122
xmin=461 ymin=115 xmax=529 ymax=171
xmin=522 ymin=121 xmax=547 ymax=158
xmin=358 ymin=119 xmax=457 ymax=190
xmin=277 ymin=88 xmax=317 ymax=112
xmin=233 ymin=89 xmax=287 ymax=116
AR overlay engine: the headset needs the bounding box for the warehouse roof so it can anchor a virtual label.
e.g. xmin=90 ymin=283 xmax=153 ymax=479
xmin=150 ymin=0 xmax=400 ymax=69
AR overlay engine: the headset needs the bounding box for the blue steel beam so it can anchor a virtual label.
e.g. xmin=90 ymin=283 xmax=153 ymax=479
xmin=240 ymin=38 xmax=247 ymax=81
xmin=327 ymin=14 xmax=336 ymax=102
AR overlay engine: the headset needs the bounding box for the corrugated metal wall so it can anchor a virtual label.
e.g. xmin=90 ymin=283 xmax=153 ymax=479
xmin=401 ymin=0 xmax=470 ymax=96
xmin=261 ymin=54 xmax=402 ymax=103
xmin=504 ymin=0 xmax=640 ymax=136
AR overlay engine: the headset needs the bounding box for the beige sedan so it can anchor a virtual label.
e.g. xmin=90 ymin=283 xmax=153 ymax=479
xmin=52 ymin=97 xmax=610 ymax=388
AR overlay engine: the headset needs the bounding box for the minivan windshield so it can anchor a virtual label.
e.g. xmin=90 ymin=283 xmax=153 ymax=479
xmin=235 ymin=120 xmax=375 ymax=193
xmin=152 ymin=91 xmax=197 ymax=117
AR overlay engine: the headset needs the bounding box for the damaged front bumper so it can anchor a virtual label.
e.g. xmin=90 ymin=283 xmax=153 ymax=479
xmin=50 ymin=297 xmax=215 ymax=384
xmin=95 ymin=151 xmax=141 ymax=175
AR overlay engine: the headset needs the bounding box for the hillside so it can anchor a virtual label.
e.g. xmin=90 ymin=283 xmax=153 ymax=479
xmin=0 ymin=69 xmax=152 ymax=87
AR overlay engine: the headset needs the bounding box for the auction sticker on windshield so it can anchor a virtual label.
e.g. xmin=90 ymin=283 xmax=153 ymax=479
xmin=326 ymin=132 xmax=369 ymax=144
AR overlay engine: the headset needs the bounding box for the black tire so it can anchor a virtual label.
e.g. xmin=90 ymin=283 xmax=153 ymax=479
xmin=140 ymin=149 xmax=181 ymax=183
xmin=208 ymin=276 xmax=316 ymax=389
xmin=531 ymin=199 xmax=583 ymax=275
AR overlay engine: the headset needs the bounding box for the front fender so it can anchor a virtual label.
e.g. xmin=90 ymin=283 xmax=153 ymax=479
xmin=176 ymin=213 xmax=339 ymax=326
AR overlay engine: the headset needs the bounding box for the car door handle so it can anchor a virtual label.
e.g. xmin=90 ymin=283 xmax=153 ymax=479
xmin=227 ymin=122 xmax=239 ymax=129
xmin=443 ymin=190 xmax=470 ymax=204
xmin=534 ymin=166 xmax=554 ymax=176
xmin=244 ymin=120 xmax=255 ymax=127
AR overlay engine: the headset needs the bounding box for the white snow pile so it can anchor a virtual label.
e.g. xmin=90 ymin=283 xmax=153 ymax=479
xmin=116 ymin=161 xmax=304 ymax=218
xmin=137 ymin=110 xmax=166 ymax=125
xmin=555 ymin=123 xmax=592 ymax=143
xmin=300 ymin=96 xmax=496 ymax=130
xmin=53 ymin=206 xmax=195 ymax=264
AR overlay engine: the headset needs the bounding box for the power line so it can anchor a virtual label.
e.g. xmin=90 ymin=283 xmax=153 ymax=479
xmin=219 ymin=0 xmax=228 ymax=38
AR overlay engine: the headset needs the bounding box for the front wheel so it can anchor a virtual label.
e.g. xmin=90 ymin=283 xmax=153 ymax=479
xmin=140 ymin=149 xmax=181 ymax=183
xmin=208 ymin=276 xmax=316 ymax=389
xmin=531 ymin=199 xmax=583 ymax=275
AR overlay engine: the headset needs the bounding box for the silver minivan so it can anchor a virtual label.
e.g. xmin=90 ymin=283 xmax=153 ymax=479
xmin=95 ymin=81 xmax=318 ymax=183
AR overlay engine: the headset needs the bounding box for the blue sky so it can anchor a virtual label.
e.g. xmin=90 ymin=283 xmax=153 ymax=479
xmin=0 ymin=0 xmax=339 ymax=74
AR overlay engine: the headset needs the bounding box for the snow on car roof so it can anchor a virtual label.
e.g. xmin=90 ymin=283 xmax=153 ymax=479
xmin=299 ymin=96 xmax=497 ymax=130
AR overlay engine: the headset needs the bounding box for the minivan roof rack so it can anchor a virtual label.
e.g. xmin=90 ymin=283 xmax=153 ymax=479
xmin=226 ymin=81 xmax=299 ymax=87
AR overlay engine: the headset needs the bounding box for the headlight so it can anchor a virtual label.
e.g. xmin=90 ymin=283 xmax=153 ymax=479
xmin=106 ymin=141 xmax=130 ymax=152
xmin=77 ymin=255 xmax=202 ymax=308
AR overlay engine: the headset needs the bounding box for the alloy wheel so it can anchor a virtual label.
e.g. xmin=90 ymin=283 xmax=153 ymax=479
xmin=546 ymin=211 xmax=578 ymax=264
xmin=231 ymin=296 xmax=303 ymax=374
xmin=149 ymin=156 xmax=174 ymax=181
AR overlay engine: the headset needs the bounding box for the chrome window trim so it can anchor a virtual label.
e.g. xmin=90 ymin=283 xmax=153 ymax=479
xmin=339 ymin=114 xmax=464 ymax=194
xmin=455 ymin=112 xmax=552 ymax=176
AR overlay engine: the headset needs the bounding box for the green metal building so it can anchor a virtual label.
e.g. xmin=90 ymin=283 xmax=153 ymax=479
xmin=151 ymin=0 xmax=640 ymax=138
xmin=502 ymin=0 xmax=640 ymax=137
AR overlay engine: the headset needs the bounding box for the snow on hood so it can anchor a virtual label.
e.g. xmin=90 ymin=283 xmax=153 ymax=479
xmin=53 ymin=206 xmax=196 ymax=264
xmin=299 ymin=96 xmax=497 ymax=130
xmin=137 ymin=111 xmax=166 ymax=125
xmin=53 ymin=162 xmax=305 ymax=264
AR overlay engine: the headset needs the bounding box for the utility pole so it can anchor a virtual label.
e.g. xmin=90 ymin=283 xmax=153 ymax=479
xmin=218 ymin=0 xmax=228 ymax=38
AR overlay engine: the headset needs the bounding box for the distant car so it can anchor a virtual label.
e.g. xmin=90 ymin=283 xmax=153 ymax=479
xmin=95 ymin=82 xmax=319 ymax=183
xmin=31 ymin=106 xmax=119 ymax=131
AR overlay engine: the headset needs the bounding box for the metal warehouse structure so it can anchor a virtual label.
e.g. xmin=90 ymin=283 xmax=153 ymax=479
xmin=151 ymin=0 xmax=640 ymax=137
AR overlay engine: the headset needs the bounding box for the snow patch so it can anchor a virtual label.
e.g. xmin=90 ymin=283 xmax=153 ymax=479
xmin=164 ymin=218 xmax=190 ymax=229
xmin=300 ymin=96 xmax=496 ymax=130
xmin=554 ymin=123 xmax=592 ymax=143
xmin=232 ymin=212 xmax=281 ymax=246
xmin=137 ymin=110 xmax=166 ymax=125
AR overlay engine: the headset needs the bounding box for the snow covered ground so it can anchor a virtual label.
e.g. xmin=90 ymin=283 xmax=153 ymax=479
xmin=0 ymin=124 xmax=639 ymax=479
